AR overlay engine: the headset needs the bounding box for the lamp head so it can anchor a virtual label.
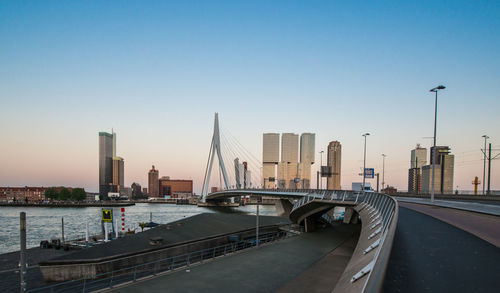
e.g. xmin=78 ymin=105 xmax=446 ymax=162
xmin=430 ymin=85 xmax=446 ymax=92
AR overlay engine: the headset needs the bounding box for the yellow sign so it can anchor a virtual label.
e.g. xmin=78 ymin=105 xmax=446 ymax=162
xmin=102 ymin=209 xmax=113 ymax=222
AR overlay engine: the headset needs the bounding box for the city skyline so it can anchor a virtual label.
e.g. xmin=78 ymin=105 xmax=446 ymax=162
xmin=1 ymin=1 xmax=499 ymax=193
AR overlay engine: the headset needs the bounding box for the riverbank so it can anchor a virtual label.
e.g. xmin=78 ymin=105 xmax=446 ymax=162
xmin=0 ymin=202 xmax=135 ymax=207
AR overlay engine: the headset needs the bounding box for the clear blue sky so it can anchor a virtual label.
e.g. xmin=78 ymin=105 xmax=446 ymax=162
xmin=1 ymin=1 xmax=499 ymax=193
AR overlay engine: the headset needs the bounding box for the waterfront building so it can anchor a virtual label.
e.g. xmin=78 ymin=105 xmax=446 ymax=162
xmin=131 ymin=182 xmax=142 ymax=197
xmin=277 ymin=162 xmax=287 ymax=189
xmin=408 ymin=145 xmax=427 ymax=193
xmin=408 ymin=168 xmax=421 ymax=194
xmin=148 ymin=165 xmax=159 ymax=197
xmin=0 ymin=187 xmax=47 ymax=202
xmin=264 ymin=132 xmax=315 ymax=189
xmin=411 ymin=144 xmax=427 ymax=168
xmin=234 ymin=158 xmax=245 ymax=189
xmin=0 ymin=186 xmax=76 ymax=202
xmin=159 ymin=177 xmax=193 ymax=198
xmin=112 ymin=157 xmax=125 ymax=193
xmin=262 ymin=133 xmax=279 ymax=189
xmin=299 ymin=133 xmax=315 ymax=188
xmin=421 ymin=146 xmax=454 ymax=194
xmin=245 ymin=169 xmax=252 ymax=188
xmin=327 ymin=141 xmax=342 ymax=190
xmin=279 ymin=133 xmax=299 ymax=189
xmin=300 ymin=133 xmax=315 ymax=164
xmin=281 ymin=133 xmax=299 ymax=163
xmin=142 ymin=187 xmax=148 ymax=195
xmin=99 ymin=132 xmax=113 ymax=198
xmin=298 ymin=162 xmax=311 ymax=189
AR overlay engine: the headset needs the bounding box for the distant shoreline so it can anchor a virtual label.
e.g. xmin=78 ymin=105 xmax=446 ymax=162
xmin=0 ymin=202 xmax=135 ymax=208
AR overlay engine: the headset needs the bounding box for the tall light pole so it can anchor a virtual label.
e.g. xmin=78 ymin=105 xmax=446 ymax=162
xmin=430 ymin=85 xmax=445 ymax=202
xmin=382 ymin=154 xmax=386 ymax=190
xmin=319 ymin=150 xmax=324 ymax=189
xmin=362 ymin=133 xmax=370 ymax=191
xmin=482 ymin=135 xmax=489 ymax=195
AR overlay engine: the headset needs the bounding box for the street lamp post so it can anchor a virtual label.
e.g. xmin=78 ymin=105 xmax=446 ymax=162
xmin=430 ymin=85 xmax=445 ymax=202
xmin=382 ymin=154 xmax=386 ymax=190
xmin=482 ymin=135 xmax=489 ymax=195
xmin=319 ymin=151 xmax=324 ymax=189
xmin=362 ymin=133 xmax=370 ymax=191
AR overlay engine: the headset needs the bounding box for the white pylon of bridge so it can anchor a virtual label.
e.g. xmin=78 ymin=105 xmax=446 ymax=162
xmin=201 ymin=113 xmax=230 ymax=198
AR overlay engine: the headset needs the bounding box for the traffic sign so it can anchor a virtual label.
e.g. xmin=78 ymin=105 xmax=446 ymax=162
xmin=102 ymin=209 xmax=113 ymax=222
xmin=364 ymin=168 xmax=375 ymax=179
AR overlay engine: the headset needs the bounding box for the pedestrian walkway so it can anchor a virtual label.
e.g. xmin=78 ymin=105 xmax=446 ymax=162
xmin=384 ymin=206 xmax=500 ymax=293
xmin=394 ymin=196 xmax=500 ymax=216
xmin=111 ymin=223 xmax=360 ymax=293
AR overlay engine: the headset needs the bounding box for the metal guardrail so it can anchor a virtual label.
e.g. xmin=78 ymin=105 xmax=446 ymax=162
xmin=290 ymin=191 xmax=398 ymax=293
xmin=27 ymin=232 xmax=290 ymax=293
xmin=291 ymin=190 xmax=363 ymax=211
xmin=353 ymin=193 xmax=399 ymax=292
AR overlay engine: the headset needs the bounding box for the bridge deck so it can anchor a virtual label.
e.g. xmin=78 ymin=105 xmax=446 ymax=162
xmin=383 ymin=206 xmax=500 ymax=292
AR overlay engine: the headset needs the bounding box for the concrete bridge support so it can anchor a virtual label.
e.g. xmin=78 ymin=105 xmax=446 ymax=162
xmin=343 ymin=207 xmax=359 ymax=224
xmin=304 ymin=217 xmax=317 ymax=232
xmin=275 ymin=199 xmax=294 ymax=218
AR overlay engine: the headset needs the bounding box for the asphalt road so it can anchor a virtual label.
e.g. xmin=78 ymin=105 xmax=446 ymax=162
xmin=384 ymin=206 xmax=500 ymax=292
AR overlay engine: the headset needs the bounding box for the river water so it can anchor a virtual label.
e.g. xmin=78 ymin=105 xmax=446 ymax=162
xmin=0 ymin=203 xmax=277 ymax=254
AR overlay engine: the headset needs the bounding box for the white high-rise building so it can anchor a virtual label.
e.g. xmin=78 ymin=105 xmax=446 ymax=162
xmin=411 ymin=144 xmax=427 ymax=169
xmin=262 ymin=133 xmax=279 ymax=188
xmin=300 ymin=133 xmax=315 ymax=164
xmin=234 ymin=158 xmax=245 ymax=189
xmin=299 ymin=133 xmax=315 ymax=188
xmin=263 ymin=133 xmax=280 ymax=163
xmin=281 ymin=133 xmax=299 ymax=163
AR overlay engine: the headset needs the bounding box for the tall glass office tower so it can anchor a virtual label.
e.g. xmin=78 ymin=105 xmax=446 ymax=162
xmin=99 ymin=132 xmax=113 ymax=199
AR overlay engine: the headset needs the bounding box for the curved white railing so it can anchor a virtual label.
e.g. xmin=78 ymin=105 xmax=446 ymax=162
xmin=290 ymin=191 xmax=398 ymax=293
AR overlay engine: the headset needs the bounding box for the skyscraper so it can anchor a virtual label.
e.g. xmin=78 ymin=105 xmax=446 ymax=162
xmin=148 ymin=165 xmax=159 ymax=197
xmin=408 ymin=145 xmax=427 ymax=193
xmin=411 ymin=144 xmax=427 ymax=169
xmin=300 ymin=133 xmax=315 ymax=164
xmin=99 ymin=132 xmax=113 ymax=199
xmin=234 ymin=158 xmax=244 ymax=189
xmin=263 ymin=132 xmax=315 ymax=189
xmin=280 ymin=133 xmax=299 ymax=188
xmin=327 ymin=141 xmax=341 ymax=190
xmin=421 ymin=146 xmax=454 ymax=194
xmin=112 ymin=157 xmax=124 ymax=192
xmin=262 ymin=133 xmax=279 ymax=188
xmin=281 ymin=133 xmax=299 ymax=163
xmin=299 ymin=133 xmax=315 ymax=188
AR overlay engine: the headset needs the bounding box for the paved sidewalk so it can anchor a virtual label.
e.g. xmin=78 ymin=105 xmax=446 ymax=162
xmin=401 ymin=202 xmax=500 ymax=247
xmin=111 ymin=223 xmax=360 ymax=293
xmin=394 ymin=196 xmax=500 ymax=216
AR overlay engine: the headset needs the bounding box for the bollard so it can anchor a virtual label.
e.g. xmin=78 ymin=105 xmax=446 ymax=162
xmin=61 ymin=217 xmax=65 ymax=244
xmin=20 ymin=212 xmax=27 ymax=293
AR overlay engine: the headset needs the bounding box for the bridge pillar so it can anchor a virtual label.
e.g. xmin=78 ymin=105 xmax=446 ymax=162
xmin=274 ymin=199 xmax=293 ymax=218
xmin=304 ymin=217 xmax=316 ymax=232
xmin=343 ymin=207 xmax=358 ymax=224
